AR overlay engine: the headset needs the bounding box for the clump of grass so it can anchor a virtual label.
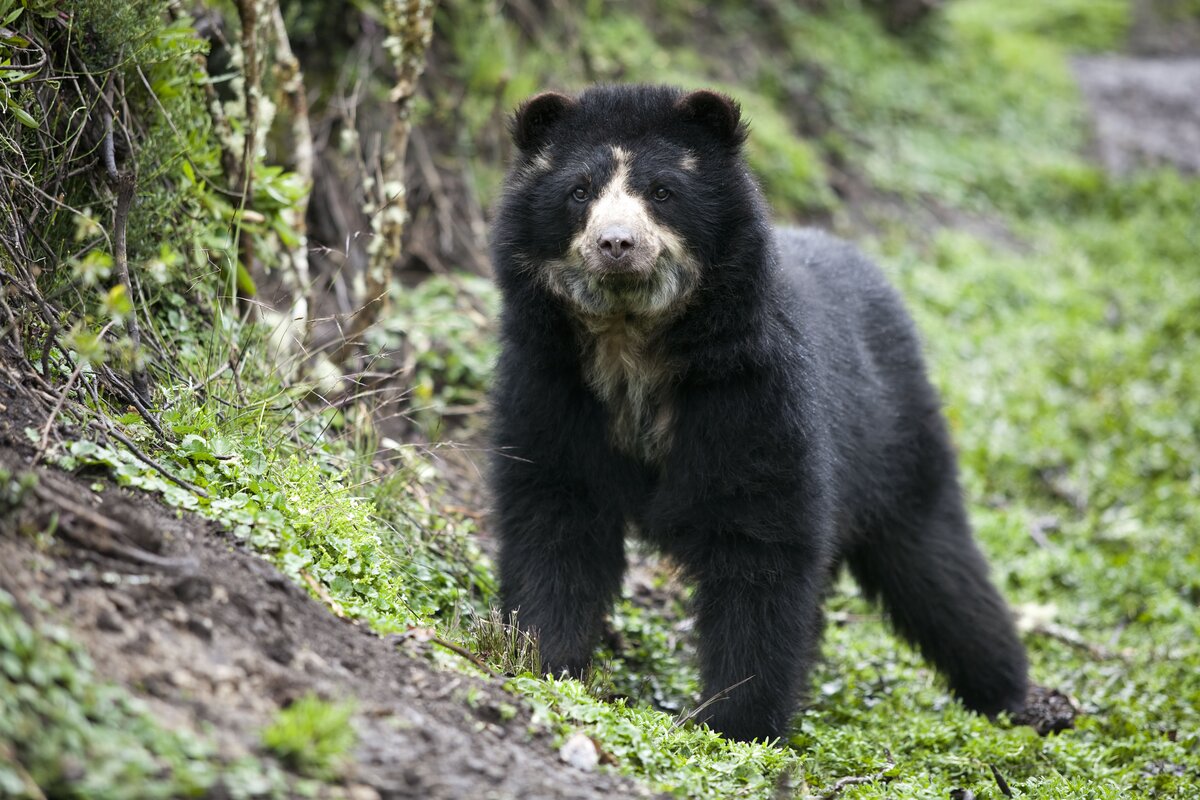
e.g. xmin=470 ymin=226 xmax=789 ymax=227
xmin=512 ymin=676 xmax=800 ymax=798
xmin=262 ymin=693 xmax=357 ymax=780
xmin=469 ymin=607 xmax=542 ymax=677
xmin=57 ymin=404 xmax=492 ymax=633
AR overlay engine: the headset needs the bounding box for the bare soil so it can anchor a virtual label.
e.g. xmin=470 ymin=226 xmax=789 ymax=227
xmin=0 ymin=381 xmax=657 ymax=799
xmin=1074 ymin=57 xmax=1200 ymax=175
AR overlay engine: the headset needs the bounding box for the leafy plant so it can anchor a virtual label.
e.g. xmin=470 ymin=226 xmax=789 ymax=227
xmin=262 ymin=693 xmax=357 ymax=780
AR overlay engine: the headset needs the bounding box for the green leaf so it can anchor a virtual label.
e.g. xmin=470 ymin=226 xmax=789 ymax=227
xmin=5 ymin=99 xmax=37 ymax=128
xmin=103 ymin=284 xmax=133 ymax=318
xmin=1 ymin=4 xmax=23 ymax=26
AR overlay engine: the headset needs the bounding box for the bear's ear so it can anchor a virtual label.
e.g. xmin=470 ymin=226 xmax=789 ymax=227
xmin=675 ymin=89 xmax=746 ymax=147
xmin=511 ymin=92 xmax=576 ymax=152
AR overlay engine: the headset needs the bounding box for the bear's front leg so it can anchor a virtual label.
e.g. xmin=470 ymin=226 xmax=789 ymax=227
xmin=687 ymin=539 xmax=828 ymax=742
xmin=495 ymin=479 xmax=627 ymax=678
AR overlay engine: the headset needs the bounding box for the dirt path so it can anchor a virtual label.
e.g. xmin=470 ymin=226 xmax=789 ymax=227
xmin=0 ymin=384 xmax=655 ymax=799
xmin=1074 ymin=57 xmax=1200 ymax=175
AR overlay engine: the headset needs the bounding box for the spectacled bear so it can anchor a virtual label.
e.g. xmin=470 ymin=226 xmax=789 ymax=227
xmin=489 ymin=84 xmax=1028 ymax=742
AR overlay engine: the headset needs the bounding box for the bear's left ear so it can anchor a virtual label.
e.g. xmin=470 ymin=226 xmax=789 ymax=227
xmin=511 ymin=92 xmax=576 ymax=152
xmin=675 ymin=90 xmax=746 ymax=147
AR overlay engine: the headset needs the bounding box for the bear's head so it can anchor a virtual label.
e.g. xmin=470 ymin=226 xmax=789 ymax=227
xmin=494 ymin=85 xmax=757 ymax=320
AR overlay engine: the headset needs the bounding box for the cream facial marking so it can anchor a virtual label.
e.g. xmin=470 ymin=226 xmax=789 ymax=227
xmin=680 ymin=151 xmax=698 ymax=172
xmin=572 ymin=147 xmax=650 ymax=271
xmin=540 ymin=144 xmax=702 ymax=320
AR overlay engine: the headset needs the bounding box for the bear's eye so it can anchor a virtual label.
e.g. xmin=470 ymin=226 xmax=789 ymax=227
xmin=652 ymin=186 xmax=671 ymax=202
xmin=571 ymin=187 xmax=589 ymax=202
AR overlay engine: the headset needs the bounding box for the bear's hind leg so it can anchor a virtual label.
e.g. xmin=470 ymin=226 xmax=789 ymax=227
xmin=847 ymin=480 xmax=1028 ymax=717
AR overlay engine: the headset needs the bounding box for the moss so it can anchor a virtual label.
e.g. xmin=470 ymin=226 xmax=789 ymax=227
xmin=949 ymin=0 xmax=1131 ymax=52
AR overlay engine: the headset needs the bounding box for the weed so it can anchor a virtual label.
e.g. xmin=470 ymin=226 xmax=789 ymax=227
xmin=262 ymin=693 xmax=357 ymax=780
xmin=8 ymin=0 xmax=1200 ymax=797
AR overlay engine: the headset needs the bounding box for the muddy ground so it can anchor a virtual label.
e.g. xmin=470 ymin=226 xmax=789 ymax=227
xmin=0 ymin=378 xmax=658 ymax=799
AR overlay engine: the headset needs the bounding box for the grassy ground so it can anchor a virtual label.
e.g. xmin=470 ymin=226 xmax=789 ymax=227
xmin=3 ymin=0 xmax=1198 ymax=797
xmin=438 ymin=3 xmax=1200 ymax=794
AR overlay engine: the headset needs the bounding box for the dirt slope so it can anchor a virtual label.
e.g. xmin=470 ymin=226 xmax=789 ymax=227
xmin=0 ymin=383 xmax=656 ymax=799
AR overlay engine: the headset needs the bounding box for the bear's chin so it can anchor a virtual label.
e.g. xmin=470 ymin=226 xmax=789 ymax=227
xmin=548 ymin=258 xmax=699 ymax=321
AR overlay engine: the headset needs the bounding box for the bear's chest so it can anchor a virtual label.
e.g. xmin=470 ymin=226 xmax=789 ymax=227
xmin=579 ymin=318 xmax=675 ymax=466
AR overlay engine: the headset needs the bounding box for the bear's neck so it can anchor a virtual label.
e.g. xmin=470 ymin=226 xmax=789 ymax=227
xmin=574 ymin=313 xmax=676 ymax=466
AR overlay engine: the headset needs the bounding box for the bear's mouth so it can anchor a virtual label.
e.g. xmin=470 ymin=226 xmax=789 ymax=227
xmin=595 ymin=271 xmax=651 ymax=293
xmin=543 ymin=254 xmax=700 ymax=320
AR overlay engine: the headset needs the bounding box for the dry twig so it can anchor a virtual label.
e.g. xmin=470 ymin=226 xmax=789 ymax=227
xmin=430 ymin=636 xmax=503 ymax=679
xmin=33 ymin=357 xmax=87 ymax=463
xmin=674 ymin=676 xmax=756 ymax=730
xmin=1031 ymin=622 xmax=1126 ymax=661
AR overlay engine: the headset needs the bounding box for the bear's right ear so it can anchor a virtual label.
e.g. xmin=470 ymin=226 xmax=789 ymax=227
xmin=675 ymin=89 xmax=746 ymax=147
xmin=511 ymin=92 xmax=576 ymax=152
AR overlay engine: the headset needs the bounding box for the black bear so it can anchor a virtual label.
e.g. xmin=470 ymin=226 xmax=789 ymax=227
xmin=489 ymin=84 xmax=1028 ymax=742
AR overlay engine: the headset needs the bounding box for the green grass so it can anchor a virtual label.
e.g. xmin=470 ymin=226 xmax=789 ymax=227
xmin=446 ymin=1 xmax=1198 ymax=796
xmin=56 ymin=356 xmax=495 ymax=634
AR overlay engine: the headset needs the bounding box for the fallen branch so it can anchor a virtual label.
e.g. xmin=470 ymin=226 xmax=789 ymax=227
xmin=100 ymin=363 xmax=169 ymax=441
xmin=391 ymin=625 xmax=503 ymax=679
xmin=30 ymin=476 xmax=196 ymax=571
xmin=1031 ymin=622 xmax=1126 ymax=661
xmin=816 ymin=751 xmax=896 ymax=800
xmin=430 ymin=636 xmax=503 ymax=679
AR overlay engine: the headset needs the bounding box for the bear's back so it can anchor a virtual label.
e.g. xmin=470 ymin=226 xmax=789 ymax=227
xmin=772 ymin=226 xmax=948 ymax=521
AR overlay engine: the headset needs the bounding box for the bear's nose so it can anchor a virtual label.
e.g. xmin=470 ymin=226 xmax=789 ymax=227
xmin=597 ymin=227 xmax=636 ymax=260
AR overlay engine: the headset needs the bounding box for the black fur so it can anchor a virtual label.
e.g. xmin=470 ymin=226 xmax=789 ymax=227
xmin=490 ymin=84 xmax=1028 ymax=742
